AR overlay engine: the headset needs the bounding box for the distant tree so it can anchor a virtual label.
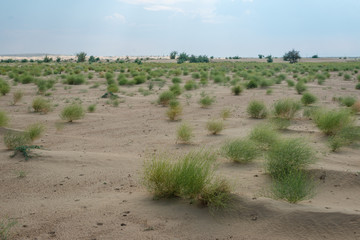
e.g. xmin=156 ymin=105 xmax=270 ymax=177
xmin=258 ymin=54 xmax=264 ymax=59
xmin=312 ymin=54 xmax=319 ymax=58
xmin=134 ymin=58 xmax=142 ymax=65
xmin=76 ymin=52 xmax=87 ymax=63
xmin=43 ymin=55 xmax=52 ymax=63
xmin=283 ymin=49 xmax=301 ymax=63
xmin=170 ymin=51 xmax=178 ymax=59
xmin=56 ymin=57 xmax=61 ymax=63
xmin=21 ymin=59 xmax=28 ymax=63
xmin=177 ymin=52 xmax=189 ymax=64
xmin=266 ymin=55 xmax=273 ymax=63
xmin=88 ymin=55 xmax=96 ymax=63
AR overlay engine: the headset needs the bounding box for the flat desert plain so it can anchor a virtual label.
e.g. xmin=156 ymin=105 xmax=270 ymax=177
xmin=1 ymin=59 xmax=360 ymax=240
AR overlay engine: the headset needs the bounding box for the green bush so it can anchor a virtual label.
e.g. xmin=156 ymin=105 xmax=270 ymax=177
xmin=66 ymin=74 xmax=85 ymax=85
xmin=246 ymin=80 xmax=258 ymax=89
xmin=328 ymin=126 xmax=360 ymax=152
xmin=60 ymin=104 xmax=85 ymax=122
xmin=166 ymin=104 xmax=182 ymax=121
xmin=158 ymin=91 xmax=175 ymax=106
xmin=176 ymin=122 xmax=193 ymax=144
xmin=0 ymin=78 xmax=10 ymax=95
xmin=312 ymin=108 xmax=353 ymax=135
xmin=206 ymin=119 xmax=224 ymax=135
xmin=249 ymin=124 xmax=279 ymax=150
xmin=295 ymin=81 xmax=307 ymax=94
xmin=184 ymin=80 xmax=198 ymax=91
xmin=0 ymin=111 xmax=9 ymax=127
xmin=199 ymin=93 xmax=215 ymax=108
xmin=231 ymin=85 xmax=243 ymax=95
xmin=271 ymin=170 xmax=314 ymax=203
xmin=143 ymin=150 xmax=231 ymax=210
xmin=107 ymin=83 xmax=119 ymax=93
xmin=32 ymin=97 xmax=52 ymax=113
xmin=266 ymin=138 xmax=315 ymax=180
xmin=344 ymin=73 xmax=351 ymax=80
xmin=87 ymin=104 xmax=96 ymax=113
xmin=12 ymin=90 xmax=23 ymax=105
xmin=355 ymin=83 xmax=360 ymax=90
xmin=25 ymin=123 xmax=45 ymax=141
xmin=172 ymin=77 xmax=182 ymax=84
xmin=221 ymin=138 xmax=259 ymax=163
xmin=301 ymin=92 xmax=317 ymax=106
xmin=220 ymin=108 xmax=231 ymax=120
xmin=4 ymin=132 xmax=31 ymax=150
xmin=169 ymin=84 xmax=182 ymax=96
xmin=341 ymin=96 xmax=356 ymax=107
xmin=247 ymin=100 xmax=267 ymax=119
xmin=273 ymin=98 xmax=301 ymax=120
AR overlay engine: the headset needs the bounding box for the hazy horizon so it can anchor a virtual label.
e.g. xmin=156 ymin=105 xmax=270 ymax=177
xmin=1 ymin=0 xmax=360 ymax=58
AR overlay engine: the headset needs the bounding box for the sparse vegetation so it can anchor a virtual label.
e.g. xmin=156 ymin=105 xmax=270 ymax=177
xmin=206 ymin=119 xmax=224 ymax=135
xmin=60 ymin=104 xmax=85 ymax=122
xmin=221 ymin=138 xmax=259 ymax=163
xmin=176 ymin=122 xmax=194 ymax=144
xmin=247 ymin=100 xmax=268 ymax=119
xmin=32 ymin=97 xmax=52 ymax=113
xmin=0 ymin=111 xmax=9 ymax=127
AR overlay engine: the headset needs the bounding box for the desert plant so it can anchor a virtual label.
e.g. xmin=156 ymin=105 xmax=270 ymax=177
xmin=66 ymin=74 xmax=85 ymax=85
xmin=312 ymin=108 xmax=353 ymax=135
xmin=158 ymin=91 xmax=175 ymax=106
xmin=60 ymin=104 xmax=85 ymax=122
xmin=184 ymin=80 xmax=197 ymax=91
xmin=0 ymin=218 xmax=17 ymax=240
xmin=283 ymin=49 xmax=301 ymax=64
xmin=166 ymin=101 xmax=182 ymax=121
xmin=87 ymin=104 xmax=96 ymax=113
xmin=198 ymin=178 xmax=232 ymax=212
xmin=247 ymin=100 xmax=268 ymax=119
xmin=11 ymin=145 xmax=41 ymax=161
xmin=206 ymin=119 xmax=224 ymax=135
xmin=295 ymin=81 xmax=307 ymax=94
xmin=12 ymin=90 xmax=23 ymax=105
xmin=249 ymin=124 xmax=279 ymax=150
xmin=25 ymin=123 xmax=45 ymax=141
xmin=176 ymin=122 xmax=194 ymax=144
xmin=231 ymin=85 xmax=243 ymax=95
xmin=76 ymin=52 xmax=87 ymax=62
xmin=0 ymin=79 xmax=10 ymax=95
xmin=341 ymin=96 xmax=356 ymax=107
xmin=266 ymin=138 xmax=315 ymax=180
xmin=170 ymin=51 xmax=177 ymax=59
xmin=273 ymin=98 xmax=301 ymax=120
xmin=301 ymin=92 xmax=317 ymax=106
xmin=0 ymin=111 xmax=9 ymax=127
xmin=199 ymin=93 xmax=215 ymax=108
xmin=4 ymin=132 xmax=31 ymax=150
xmin=328 ymin=126 xmax=360 ymax=152
xmin=220 ymin=108 xmax=231 ymax=120
xmin=32 ymin=97 xmax=51 ymax=113
xmin=169 ymin=84 xmax=182 ymax=96
xmin=107 ymin=83 xmax=119 ymax=93
xmin=352 ymin=101 xmax=360 ymax=113
xmin=270 ymin=170 xmax=314 ymax=203
xmin=221 ymin=138 xmax=259 ymax=163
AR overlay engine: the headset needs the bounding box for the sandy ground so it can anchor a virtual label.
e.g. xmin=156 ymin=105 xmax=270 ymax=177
xmin=1 ymin=67 xmax=360 ymax=239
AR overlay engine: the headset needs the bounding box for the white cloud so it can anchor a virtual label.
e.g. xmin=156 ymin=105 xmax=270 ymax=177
xmin=105 ymin=13 xmax=126 ymax=23
xmin=144 ymin=5 xmax=184 ymax=13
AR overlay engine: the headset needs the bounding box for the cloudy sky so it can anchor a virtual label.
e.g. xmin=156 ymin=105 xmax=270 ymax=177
xmin=0 ymin=0 xmax=359 ymax=57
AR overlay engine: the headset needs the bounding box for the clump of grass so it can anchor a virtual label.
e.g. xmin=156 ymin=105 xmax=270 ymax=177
xmin=266 ymin=89 xmax=273 ymax=95
xmin=0 ymin=78 xmax=10 ymax=95
xmin=60 ymin=104 xmax=85 ymax=122
xmin=107 ymin=83 xmax=119 ymax=93
xmin=270 ymin=170 xmax=314 ymax=203
xmin=66 ymin=74 xmax=85 ymax=85
xmin=312 ymin=108 xmax=353 ymax=135
xmin=166 ymin=99 xmax=182 ymax=121
xmin=25 ymin=123 xmax=45 ymax=141
xmin=169 ymin=84 xmax=182 ymax=96
xmin=0 ymin=111 xmax=9 ymax=127
xmin=352 ymin=101 xmax=360 ymax=113
xmin=158 ymin=91 xmax=175 ymax=106
xmin=220 ymin=108 xmax=231 ymax=120
xmin=295 ymin=81 xmax=307 ymax=94
xmin=206 ymin=119 xmax=224 ymax=135
xmin=32 ymin=97 xmax=52 ymax=113
xmin=231 ymin=85 xmax=243 ymax=95
xmin=199 ymin=93 xmax=215 ymax=108
xmin=328 ymin=126 xmax=360 ymax=152
xmin=266 ymin=138 xmax=315 ymax=180
xmin=221 ymin=138 xmax=259 ymax=163
xmin=184 ymin=80 xmax=198 ymax=91
xmin=12 ymin=90 xmax=23 ymax=105
xmin=247 ymin=100 xmax=268 ymax=119
xmin=87 ymin=104 xmax=96 ymax=113
xmin=176 ymin=122 xmax=194 ymax=144
xmin=340 ymin=96 xmax=356 ymax=107
xmin=4 ymin=132 xmax=31 ymax=150
xmin=0 ymin=218 xmax=17 ymax=240
xmin=301 ymin=92 xmax=317 ymax=106
xmin=249 ymin=124 xmax=279 ymax=150
xmin=273 ymin=98 xmax=301 ymax=120
xmin=143 ymin=150 xmax=232 ymax=210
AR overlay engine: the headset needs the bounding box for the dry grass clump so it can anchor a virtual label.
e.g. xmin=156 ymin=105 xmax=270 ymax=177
xmin=221 ymin=138 xmax=259 ymax=163
xmin=166 ymin=99 xmax=182 ymax=121
xmin=220 ymin=108 xmax=231 ymax=120
xmin=32 ymin=97 xmax=52 ymax=113
xmin=0 ymin=111 xmax=9 ymax=127
xmin=249 ymin=124 xmax=280 ymax=150
xmin=12 ymin=90 xmax=23 ymax=105
xmin=273 ymin=98 xmax=301 ymax=120
xmin=25 ymin=123 xmax=45 ymax=141
xmin=312 ymin=108 xmax=353 ymax=135
xmin=176 ymin=122 xmax=194 ymax=144
xmin=247 ymin=100 xmax=268 ymax=119
xmin=206 ymin=119 xmax=224 ymax=135
xmin=4 ymin=132 xmax=31 ymax=150
xmin=60 ymin=104 xmax=85 ymax=122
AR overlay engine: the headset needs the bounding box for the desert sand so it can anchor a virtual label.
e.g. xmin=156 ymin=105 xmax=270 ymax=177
xmin=1 ymin=60 xmax=360 ymax=240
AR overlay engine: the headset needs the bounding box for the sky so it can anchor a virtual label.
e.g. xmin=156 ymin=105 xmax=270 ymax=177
xmin=0 ymin=0 xmax=359 ymax=57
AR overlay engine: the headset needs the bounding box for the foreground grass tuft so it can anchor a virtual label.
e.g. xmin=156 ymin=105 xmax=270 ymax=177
xmin=221 ymin=138 xmax=259 ymax=163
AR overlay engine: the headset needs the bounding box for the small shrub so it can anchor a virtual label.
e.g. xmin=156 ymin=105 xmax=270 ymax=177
xmin=220 ymin=108 xmax=231 ymax=120
xmin=266 ymin=89 xmax=273 ymax=95
xmin=169 ymin=84 xmax=182 ymax=96
xmin=352 ymin=101 xmax=360 ymax=113
xmin=25 ymin=123 xmax=45 ymax=141
xmin=0 ymin=79 xmax=10 ymax=95
xmin=231 ymin=85 xmax=243 ymax=95
xmin=249 ymin=124 xmax=279 ymax=150
xmin=107 ymin=83 xmax=119 ymax=93
xmin=4 ymin=132 xmax=31 ymax=150
xmin=60 ymin=104 xmax=85 ymax=122
xmin=66 ymin=74 xmax=85 ymax=85
xmin=301 ymin=92 xmax=317 ymax=106
xmin=286 ymin=80 xmax=295 ymax=87
xmin=87 ymin=104 xmax=96 ymax=113
xmin=246 ymin=80 xmax=258 ymax=89
xmin=0 ymin=218 xmax=17 ymax=240
xmin=158 ymin=91 xmax=175 ymax=106
xmin=266 ymin=138 xmax=315 ymax=180
xmin=184 ymin=80 xmax=197 ymax=91
xmin=295 ymin=81 xmax=307 ymax=94
xmin=355 ymin=83 xmax=360 ymax=90
xmin=271 ymin=170 xmax=314 ymax=203
xmin=206 ymin=119 xmax=224 ymax=135
xmin=312 ymin=108 xmax=353 ymax=135
xmin=11 ymin=145 xmax=41 ymax=161
xmin=0 ymin=111 xmax=9 ymax=127
xmin=172 ymin=77 xmax=182 ymax=84
xmin=341 ymin=96 xmax=356 ymax=107
xmin=247 ymin=100 xmax=267 ymax=119
xmin=221 ymin=138 xmax=259 ymax=163
xmin=273 ymin=98 xmax=301 ymax=120
xmin=344 ymin=73 xmax=351 ymax=80
xmin=12 ymin=90 xmax=23 ymax=105
xmin=199 ymin=93 xmax=215 ymax=108
xmin=328 ymin=126 xmax=360 ymax=152
xmin=198 ymin=178 xmax=232 ymax=212
xmin=32 ymin=97 xmax=51 ymax=113
xmin=176 ymin=122 xmax=193 ymax=144
xmin=166 ymin=104 xmax=182 ymax=121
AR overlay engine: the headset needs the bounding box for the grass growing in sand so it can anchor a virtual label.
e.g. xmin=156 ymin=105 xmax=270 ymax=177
xmin=60 ymin=104 xmax=85 ymax=122
xmin=206 ymin=119 xmax=224 ymax=135
xmin=176 ymin=122 xmax=194 ymax=144
xmin=221 ymin=138 xmax=259 ymax=163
